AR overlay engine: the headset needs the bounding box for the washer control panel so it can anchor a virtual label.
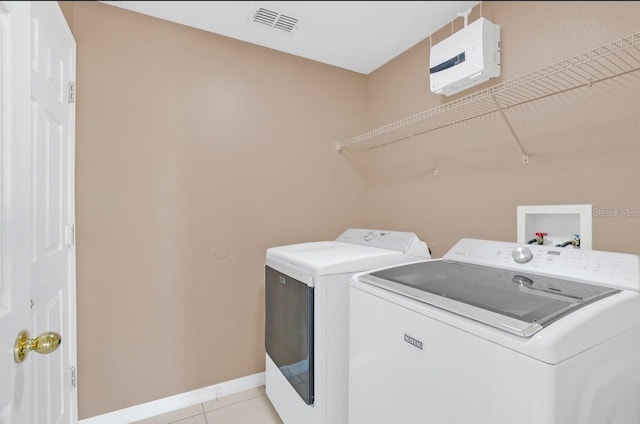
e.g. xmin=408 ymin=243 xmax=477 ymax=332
xmin=445 ymin=238 xmax=640 ymax=291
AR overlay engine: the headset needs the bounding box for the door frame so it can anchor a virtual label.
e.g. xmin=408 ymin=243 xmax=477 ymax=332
xmin=50 ymin=1 xmax=79 ymax=421
xmin=36 ymin=1 xmax=79 ymax=422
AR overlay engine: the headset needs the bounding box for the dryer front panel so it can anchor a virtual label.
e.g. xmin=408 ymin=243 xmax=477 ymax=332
xmin=265 ymin=266 xmax=314 ymax=405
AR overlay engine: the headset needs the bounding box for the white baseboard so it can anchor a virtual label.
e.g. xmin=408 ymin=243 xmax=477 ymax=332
xmin=78 ymin=372 xmax=265 ymax=424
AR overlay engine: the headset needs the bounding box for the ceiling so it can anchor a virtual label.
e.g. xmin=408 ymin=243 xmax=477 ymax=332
xmin=100 ymin=1 xmax=481 ymax=74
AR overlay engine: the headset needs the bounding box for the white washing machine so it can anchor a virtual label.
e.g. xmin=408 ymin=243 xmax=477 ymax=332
xmin=349 ymin=238 xmax=640 ymax=424
xmin=265 ymin=228 xmax=431 ymax=424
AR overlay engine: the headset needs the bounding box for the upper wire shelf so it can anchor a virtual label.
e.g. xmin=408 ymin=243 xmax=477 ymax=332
xmin=336 ymin=32 xmax=640 ymax=152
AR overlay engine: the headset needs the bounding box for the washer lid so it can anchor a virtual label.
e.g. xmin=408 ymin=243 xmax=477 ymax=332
xmin=361 ymin=260 xmax=620 ymax=337
xmin=266 ymin=241 xmax=406 ymax=276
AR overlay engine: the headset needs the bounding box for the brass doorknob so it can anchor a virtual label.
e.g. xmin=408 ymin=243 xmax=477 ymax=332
xmin=14 ymin=330 xmax=62 ymax=363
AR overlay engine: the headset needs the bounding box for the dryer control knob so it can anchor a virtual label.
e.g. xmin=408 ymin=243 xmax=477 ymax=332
xmin=512 ymin=247 xmax=533 ymax=264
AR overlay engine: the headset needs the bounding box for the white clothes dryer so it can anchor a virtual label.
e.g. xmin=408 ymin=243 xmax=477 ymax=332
xmin=349 ymin=238 xmax=640 ymax=424
xmin=265 ymin=228 xmax=431 ymax=424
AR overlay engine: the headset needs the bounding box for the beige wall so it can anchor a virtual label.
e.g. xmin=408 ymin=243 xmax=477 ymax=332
xmin=64 ymin=2 xmax=368 ymax=418
xmin=366 ymin=1 xmax=640 ymax=257
xmin=61 ymin=0 xmax=640 ymax=420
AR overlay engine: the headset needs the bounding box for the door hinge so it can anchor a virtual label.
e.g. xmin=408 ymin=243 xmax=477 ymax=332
xmin=65 ymin=224 xmax=75 ymax=247
xmin=70 ymin=366 xmax=76 ymax=388
xmin=69 ymin=81 xmax=76 ymax=103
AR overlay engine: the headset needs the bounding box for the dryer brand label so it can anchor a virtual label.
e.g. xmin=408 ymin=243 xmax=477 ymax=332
xmin=404 ymin=333 xmax=423 ymax=350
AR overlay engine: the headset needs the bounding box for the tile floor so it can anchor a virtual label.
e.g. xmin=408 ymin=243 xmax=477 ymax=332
xmin=132 ymin=386 xmax=282 ymax=424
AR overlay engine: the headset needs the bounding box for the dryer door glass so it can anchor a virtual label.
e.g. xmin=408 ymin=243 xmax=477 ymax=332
xmin=265 ymin=266 xmax=314 ymax=404
xmin=363 ymin=261 xmax=620 ymax=337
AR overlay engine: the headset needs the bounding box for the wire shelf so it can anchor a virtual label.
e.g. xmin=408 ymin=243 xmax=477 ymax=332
xmin=336 ymin=32 xmax=640 ymax=152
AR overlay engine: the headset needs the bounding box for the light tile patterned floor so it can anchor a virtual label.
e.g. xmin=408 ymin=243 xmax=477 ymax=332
xmin=132 ymin=386 xmax=282 ymax=424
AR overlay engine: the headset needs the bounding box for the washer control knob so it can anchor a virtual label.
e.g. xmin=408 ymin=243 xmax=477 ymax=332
xmin=364 ymin=231 xmax=376 ymax=242
xmin=512 ymin=247 xmax=533 ymax=264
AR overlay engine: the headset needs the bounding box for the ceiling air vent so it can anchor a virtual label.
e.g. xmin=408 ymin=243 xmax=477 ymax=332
xmin=251 ymin=7 xmax=300 ymax=33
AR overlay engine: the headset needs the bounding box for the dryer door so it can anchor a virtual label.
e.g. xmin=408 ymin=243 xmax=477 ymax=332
xmin=265 ymin=266 xmax=314 ymax=405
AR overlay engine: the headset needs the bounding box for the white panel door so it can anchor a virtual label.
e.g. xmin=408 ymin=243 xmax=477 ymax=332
xmin=0 ymin=2 xmax=33 ymax=423
xmin=30 ymin=2 xmax=77 ymax=424
xmin=1 ymin=3 xmax=75 ymax=422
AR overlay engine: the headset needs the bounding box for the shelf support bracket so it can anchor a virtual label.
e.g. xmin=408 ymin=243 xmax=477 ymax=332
xmin=491 ymin=95 xmax=529 ymax=164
